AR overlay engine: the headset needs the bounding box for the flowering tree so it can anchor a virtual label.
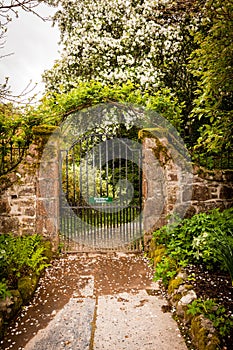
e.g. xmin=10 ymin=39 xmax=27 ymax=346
xmin=43 ymin=0 xmax=201 ymax=100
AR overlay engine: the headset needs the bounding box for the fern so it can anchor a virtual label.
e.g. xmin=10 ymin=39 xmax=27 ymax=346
xmin=27 ymin=246 xmax=50 ymax=275
xmin=0 ymin=234 xmax=51 ymax=288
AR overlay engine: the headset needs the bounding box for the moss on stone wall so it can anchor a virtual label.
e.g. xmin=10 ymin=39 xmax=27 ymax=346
xmin=32 ymin=125 xmax=59 ymax=136
xmin=17 ymin=275 xmax=39 ymax=303
xmin=153 ymin=247 xmax=166 ymax=266
xmin=191 ymin=315 xmax=220 ymax=350
xmin=139 ymin=128 xmax=171 ymax=166
xmin=138 ymin=128 xmax=168 ymax=140
xmin=168 ymin=276 xmax=184 ymax=295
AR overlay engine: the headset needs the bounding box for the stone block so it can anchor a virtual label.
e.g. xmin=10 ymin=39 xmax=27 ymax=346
xmin=37 ymin=178 xmax=58 ymax=198
xmin=24 ymin=154 xmax=37 ymax=165
xmin=37 ymin=198 xmax=59 ymax=218
xmin=0 ymin=199 xmax=10 ymax=214
xmin=21 ymin=228 xmax=35 ymax=235
xmin=147 ymin=183 xmax=165 ymax=201
xmin=143 ymin=160 xmax=164 ymax=181
xmin=193 ymin=176 xmax=203 ymax=184
xmin=24 ymin=207 xmax=36 ymax=217
xmin=143 ymin=198 xmax=165 ymax=218
xmin=40 ymin=145 xmax=58 ymax=161
xmin=8 ymin=203 xmax=22 ymax=215
xmin=35 ymin=218 xmax=46 ymax=233
xmin=167 ymin=204 xmax=175 ymax=212
xmin=144 ymin=216 xmax=167 ymax=234
xmin=179 ymin=290 xmax=197 ymax=305
xmin=167 ymin=186 xmax=179 ymax=204
xmin=167 ymin=173 xmax=178 ymax=181
xmin=219 ymin=185 xmax=233 ymax=200
xmin=21 ymin=217 xmax=36 ymax=226
xmin=196 ymin=201 xmax=226 ymax=213
xmin=37 ymin=199 xmax=47 ymax=216
xmin=13 ymin=198 xmax=36 ymax=207
xmin=212 ymin=170 xmax=224 ymax=182
xmin=44 ymin=218 xmax=58 ymax=236
xmin=182 ymin=186 xmax=194 ymax=202
xmin=192 ymin=184 xmax=211 ymax=201
xmin=39 ymin=161 xmax=59 ymax=179
xmin=173 ymin=203 xmax=194 ymax=219
xmin=18 ymin=186 xmax=36 ymax=196
xmin=223 ymin=170 xmax=233 ymax=182
xmin=183 ymin=205 xmax=197 ymax=218
xmin=0 ymin=217 xmax=19 ymax=233
xmin=225 ymin=202 xmax=233 ymax=209
xmin=209 ymin=185 xmax=218 ymax=192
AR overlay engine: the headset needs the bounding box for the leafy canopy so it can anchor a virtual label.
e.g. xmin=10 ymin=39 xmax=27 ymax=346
xmin=189 ymin=0 xmax=233 ymax=153
xmin=35 ymin=81 xmax=183 ymax=130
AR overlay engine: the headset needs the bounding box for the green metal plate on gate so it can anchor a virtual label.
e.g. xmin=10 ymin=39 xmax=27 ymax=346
xmin=89 ymin=197 xmax=113 ymax=204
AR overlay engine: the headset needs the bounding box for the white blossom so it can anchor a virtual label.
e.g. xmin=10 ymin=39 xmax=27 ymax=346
xmin=43 ymin=0 xmax=199 ymax=93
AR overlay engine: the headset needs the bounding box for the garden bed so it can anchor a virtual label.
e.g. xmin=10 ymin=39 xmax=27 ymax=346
xmin=172 ymin=265 xmax=233 ymax=349
xmin=149 ymin=207 xmax=233 ymax=350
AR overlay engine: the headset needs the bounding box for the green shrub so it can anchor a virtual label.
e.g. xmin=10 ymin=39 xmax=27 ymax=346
xmin=187 ymin=298 xmax=233 ymax=337
xmin=152 ymin=208 xmax=233 ymax=284
xmin=210 ymin=230 xmax=233 ymax=286
xmin=0 ymin=234 xmax=50 ymax=290
xmin=153 ymin=256 xmax=177 ymax=286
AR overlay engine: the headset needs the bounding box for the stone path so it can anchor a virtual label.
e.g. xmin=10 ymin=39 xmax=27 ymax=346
xmin=94 ymin=290 xmax=186 ymax=350
xmin=1 ymin=253 xmax=187 ymax=350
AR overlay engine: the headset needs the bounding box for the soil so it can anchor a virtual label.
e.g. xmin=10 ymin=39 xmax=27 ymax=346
xmin=186 ymin=265 xmax=233 ymax=314
xmin=173 ymin=265 xmax=233 ymax=350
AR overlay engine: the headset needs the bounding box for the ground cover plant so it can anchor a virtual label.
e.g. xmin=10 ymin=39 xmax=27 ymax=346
xmin=151 ymin=207 xmax=233 ymax=348
xmin=152 ymin=207 xmax=233 ymax=284
xmin=0 ymin=234 xmax=50 ymax=299
xmin=187 ymin=298 xmax=233 ymax=338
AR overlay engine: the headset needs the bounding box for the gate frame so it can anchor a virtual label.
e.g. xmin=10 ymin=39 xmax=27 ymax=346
xmin=59 ymin=132 xmax=143 ymax=252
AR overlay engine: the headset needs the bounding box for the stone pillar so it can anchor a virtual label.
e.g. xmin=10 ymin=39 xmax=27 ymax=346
xmin=139 ymin=129 xmax=193 ymax=248
xmin=141 ymin=137 xmax=167 ymax=233
xmin=33 ymin=126 xmax=60 ymax=251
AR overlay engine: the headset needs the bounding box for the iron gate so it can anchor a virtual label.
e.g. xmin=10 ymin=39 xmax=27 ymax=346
xmin=59 ymin=133 xmax=143 ymax=252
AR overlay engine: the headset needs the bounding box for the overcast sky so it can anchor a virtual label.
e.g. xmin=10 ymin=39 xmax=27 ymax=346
xmin=0 ymin=3 xmax=60 ymax=101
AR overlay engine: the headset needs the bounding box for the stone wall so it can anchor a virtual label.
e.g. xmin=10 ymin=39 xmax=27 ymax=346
xmin=0 ymin=145 xmax=38 ymax=236
xmin=140 ymin=129 xmax=233 ymax=246
xmin=0 ymin=126 xmax=59 ymax=251
xmin=0 ymin=126 xmax=232 ymax=251
xmin=188 ymin=166 xmax=233 ymax=216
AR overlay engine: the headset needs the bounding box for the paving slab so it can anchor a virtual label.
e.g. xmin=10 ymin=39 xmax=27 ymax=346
xmin=23 ymin=276 xmax=96 ymax=350
xmin=93 ymin=290 xmax=187 ymax=350
xmin=24 ymin=297 xmax=95 ymax=350
xmin=23 ymin=275 xmax=187 ymax=350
